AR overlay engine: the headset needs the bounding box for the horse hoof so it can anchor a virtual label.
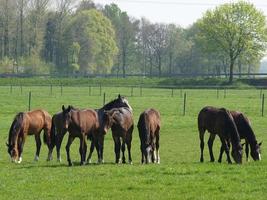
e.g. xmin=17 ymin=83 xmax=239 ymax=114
xmin=34 ymin=156 xmax=39 ymax=162
xmin=128 ymin=161 xmax=133 ymax=165
xmin=68 ymin=162 xmax=73 ymax=167
xmin=87 ymin=159 xmax=92 ymax=164
xmin=57 ymin=158 xmax=62 ymax=163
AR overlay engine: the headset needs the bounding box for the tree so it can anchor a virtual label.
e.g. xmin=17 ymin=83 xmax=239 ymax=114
xmin=197 ymin=1 xmax=267 ymax=83
xmin=64 ymin=9 xmax=118 ymax=73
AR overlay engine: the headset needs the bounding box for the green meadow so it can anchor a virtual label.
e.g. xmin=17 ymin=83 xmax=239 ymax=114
xmin=0 ymin=83 xmax=267 ymax=199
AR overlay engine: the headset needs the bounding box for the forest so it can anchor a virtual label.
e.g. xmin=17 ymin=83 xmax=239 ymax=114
xmin=0 ymin=0 xmax=267 ymax=82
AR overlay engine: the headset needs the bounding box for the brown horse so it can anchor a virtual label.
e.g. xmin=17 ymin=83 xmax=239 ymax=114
xmin=198 ymin=106 xmax=243 ymax=164
xmin=6 ymin=109 xmax=52 ymax=163
xmin=53 ymin=95 xmax=132 ymax=164
xmin=61 ymin=105 xmax=106 ymax=166
xmin=230 ymin=111 xmax=262 ymax=161
xmin=137 ymin=108 xmax=160 ymax=164
xmin=103 ymin=107 xmax=134 ymax=164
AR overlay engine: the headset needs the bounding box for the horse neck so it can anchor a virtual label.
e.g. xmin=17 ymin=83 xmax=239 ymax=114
xmin=8 ymin=112 xmax=24 ymax=146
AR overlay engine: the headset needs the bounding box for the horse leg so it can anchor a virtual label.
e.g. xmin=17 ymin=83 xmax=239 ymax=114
xmin=65 ymin=135 xmax=75 ymax=166
xmin=126 ymin=131 xmax=133 ymax=164
xmin=121 ymin=138 xmax=126 ymax=164
xmin=113 ymin=135 xmax=121 ymax=164
xmin=140 ymin=143 xmax=145 ymax=164
xmin=155 ymin=131 xmax=160 ymax=164
xmin=98 ymin=135 xmax=105 ymax=163
xmin=218 ymin=138 xmax=232 ymax=164
xmin=34 ymin=134 xmax=41 ymax=161
xmin=208 ymin=134 xmax=216 ymax=162
xmin=17 ymin=136 xmax=25 ymax=163
xmin=94 ymin=138 xmax=102 ymax=164
xmin=199 ymin=128 xmax=205 ymax=162
xmin=56 ymin=132 xmax=66 ymax=162
xmin=245 ymin=141 xmax=249 ymax=162
xmin=79 ymin=135 xmax=87 ymax=165
xmin=44 ymin=128 xmax=53 ymax=161
xmin=86 ymin=138 xmax=95 ymax=164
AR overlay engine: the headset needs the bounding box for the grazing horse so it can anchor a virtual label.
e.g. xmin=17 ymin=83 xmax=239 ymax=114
xmin=6 ymin=109 xmax=52 ymax=163
xmin=104 ymin=107 xmax=134 ymax=164
xmin=198 ymin=106 xmax=243 ymax=164
xmin=137 ymin=108 xmax=160 ymax=164
xmin=230 ymin=111 xmax=262 ymax=161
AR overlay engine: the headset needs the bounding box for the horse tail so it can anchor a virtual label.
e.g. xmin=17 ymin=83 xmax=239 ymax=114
xmin=8 ymin=112 xmax=24 ymax=145
xmin=138 ymin=113 xmax=150 ymax=145
xmin=49 ymin=117 xmax=56 ymax=147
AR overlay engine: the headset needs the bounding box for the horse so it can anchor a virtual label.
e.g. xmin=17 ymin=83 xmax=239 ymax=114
xmin=86 ymin=94 xmax=133 ymax=164
xmin=61 ymin=105 xmax=105 ymax=166
xmin=52 ymin=94 xmax=132 ymax=164
xmin=230 ymin=111 xmax=262 ymax=161
xmin=198 ymin=106 xmax=243 ymax=164
xmin=137 ymin=108 xmax=160 ymax=164
xmin=50 ymin=106 xmax=76 ymax=162
xmin=104 ymin=107 xmax=134 ymax=164
xmin=6 ymin=109 xmax=52 ymax=163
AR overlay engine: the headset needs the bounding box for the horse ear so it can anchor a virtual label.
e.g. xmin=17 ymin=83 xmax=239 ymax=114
xmin=118 ymin=94 xmax=121 ymax=99
xmin=259 ymin=141 xmax=262 ymax=146
xmin=62 ymin=105 xmax=65 ymax=111
xmin=67 ymin=105 xmax=71 ymax=112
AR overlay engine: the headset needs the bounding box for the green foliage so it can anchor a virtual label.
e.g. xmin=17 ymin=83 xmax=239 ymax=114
xmin=64 ymin=9 xmax=118 ymax=74
xmin=196 ymin=1 xmax=267 ymax=82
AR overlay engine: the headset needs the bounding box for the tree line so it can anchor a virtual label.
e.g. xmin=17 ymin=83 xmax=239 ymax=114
xmin=0 ymin=0 xmax=267 ymax=83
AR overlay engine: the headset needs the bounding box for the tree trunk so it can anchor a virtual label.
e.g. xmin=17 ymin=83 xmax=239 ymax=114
xmin=158 ymin=54 xmax=161 ymax=77
xmin=238 ymin=59 xmax=241 ymax=78
xmin=122 ymin=47 xmax=126 ymax=78
xmin=20 ymin=0 xmax=24 ymax=56
xmin=4 ymin=0 xmax=9 ymax=57
xmin=229 ymin=59 xmax=235 ymax=84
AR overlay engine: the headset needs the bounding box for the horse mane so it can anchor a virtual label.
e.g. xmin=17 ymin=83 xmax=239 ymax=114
xmin=102 ymin=98 xmax=120 ymax=110
xmin=237 ymin=113 xmax=258 ymax=145
xmin=137 ymin=112 xmax=150 ymax=145
xmin=8 ymin=112 xmax=24 ymax=146
xmin=222 ymin=109 xmax=241 ymax=149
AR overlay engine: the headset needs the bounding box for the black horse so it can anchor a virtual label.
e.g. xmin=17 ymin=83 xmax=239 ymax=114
xmin=231 ymin=111 xmax=262 ymax=161
xmin=198 ymin=106 xmax=243 ymax=164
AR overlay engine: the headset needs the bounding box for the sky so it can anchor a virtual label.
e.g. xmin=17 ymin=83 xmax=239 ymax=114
xmin=93 ymin=0 xmax=267 ymax=28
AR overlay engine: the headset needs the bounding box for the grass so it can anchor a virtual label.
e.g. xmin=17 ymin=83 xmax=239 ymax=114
xmin=0 ymin=84 xmax=267 ymax=199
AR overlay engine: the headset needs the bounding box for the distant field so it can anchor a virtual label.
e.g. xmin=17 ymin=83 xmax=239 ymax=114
xmin=0 ymin=84 xmax=267 ymax=199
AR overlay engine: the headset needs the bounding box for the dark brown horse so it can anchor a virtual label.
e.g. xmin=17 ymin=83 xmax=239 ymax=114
xmin=50 ymin=106 xmax=76 ymax=162
xmin=103 ymin=107 xmax=134 ymax=164
xmin=53 ymin=95 xmax=132 ymax=164
xmin=6 ymin=109 xmax=52 ymax=163
xmin=198 ymin=106 xmax=243 ymax=164
xmin=230 ymin=111 xmax=262 ymax=161
xmin=137 ymin=108 xmax=160 ymax=164
xmin=61 ymin=105 xmax=105 ymax=166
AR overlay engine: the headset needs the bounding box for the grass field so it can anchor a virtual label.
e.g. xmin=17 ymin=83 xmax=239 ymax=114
xmin=0 ymin=84 xmax=267 ymax=199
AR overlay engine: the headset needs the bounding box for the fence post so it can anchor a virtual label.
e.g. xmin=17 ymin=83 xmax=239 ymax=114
xmin=20 ymin=85 xmax=22 ymax=95
xmin=217 ymin=88 xmax=219 ymax=99
xmin=140 ymin=86 xmax=142 ymax=97
xmin=262 ymin=94 xmax=265 ymax=117
xmin=50 ymin=84 xmax=52 ymax=95
xmin=99 ymin=84 xmax=102 ymax=96
xmin=224 ymin=88 xmax=226 ymax=98
xmin=103 ymin=92 xmax=106 ymax=106
xmin=131 ymin=86 xmax=133 ymax=97
xmin=183 ymin=92 xmax=186 ymax=116
xmin=171 ymin=88 xmax=174 ymax=97
xmin=89 ymin=85 xmax=91 ymax=96
xmin=28 ymin=91 xmax=32 ymax=111
xmin=260 ymin=88 xmax=262 ymax=99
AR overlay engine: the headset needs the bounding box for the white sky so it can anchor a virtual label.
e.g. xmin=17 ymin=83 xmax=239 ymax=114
xmin=93 ymin=0 xmax=267 ymax=28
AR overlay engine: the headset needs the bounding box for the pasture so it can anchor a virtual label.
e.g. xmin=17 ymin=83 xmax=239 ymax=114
xmin=0 ymin=83 xmax=267 ymax=199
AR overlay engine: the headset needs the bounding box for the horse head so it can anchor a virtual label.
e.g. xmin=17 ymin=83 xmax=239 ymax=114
xmin=6 ymin=141 xmax=18 ymax=162
xmin=251 ymin=141 xmax=262 ymax=161
xmin=231 ymin=144 xmax=243 ymax=164
xmin=62 ymin=105 xmax=73 ymax=130
xmin=103 ymin=94 xmax=133 ymax=111
xmin=102 ymin=110 xmax=117 ymax=134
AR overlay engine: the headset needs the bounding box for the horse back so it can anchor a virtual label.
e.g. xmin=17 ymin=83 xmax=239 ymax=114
xmin=198 ymin=106 xmax=237 ymax=139
xmin=110 ymin=107 xmax=134 ymax=131
xmin=69 ymin=109 xmax=99 ymax=134
xmin=25 ymin=109 xmax=52 ymax=134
